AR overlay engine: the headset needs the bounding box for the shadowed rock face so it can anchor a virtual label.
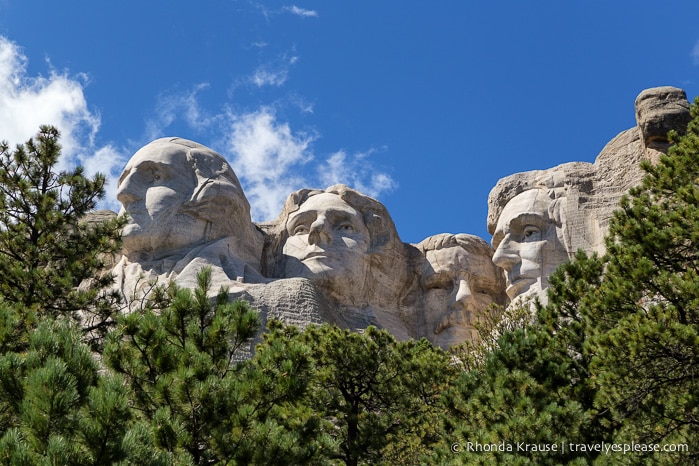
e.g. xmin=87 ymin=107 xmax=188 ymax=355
xmin=415 ymin=233 xmax=507 ymax=349
xmin=116 ymin=137 xmax=262 ymax=269
xmin=110 ymin=137 xmax=266 ymax=311
xmin=100 ymin=86 xmax=691 ymax=347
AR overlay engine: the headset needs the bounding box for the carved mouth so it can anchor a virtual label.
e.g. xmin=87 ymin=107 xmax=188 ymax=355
xmin=302 ymin=251 xmax=328 ymax=261
xmin=435 ymin=310 xmax=468 ymax=335
xmin=506 ymin=276 xmax=537 ymax=298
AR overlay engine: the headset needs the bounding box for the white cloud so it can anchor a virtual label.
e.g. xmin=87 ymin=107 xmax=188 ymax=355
xmin=143 ymin=88 xmax=398 ymax=222
xmin=224 ymin=110 xmax=396 ymax=221
xmin=283 ymin=5 xmax=318 ymax=17
xmin=251 ymin=67 xmax=289 ymax=87
xmin=692 ymin=39 xmax=699 ymax=65
xmin=146 ymin=83 xmax=218 ymax=139
xmin=248 ymin=53 xmax=298 ymax=88
xmin=0 ymin=36 xmax=127 ymax=212
xmin=0 ymin=36 xmax=395 ymax=220
xmin=320 ymin=149 xmax=397 ymax=199
xmin=225 ymin=108 xmax=316 ymax=221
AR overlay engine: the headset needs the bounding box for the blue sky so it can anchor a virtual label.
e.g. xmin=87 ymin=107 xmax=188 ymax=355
xmin=1 ymin=1 xmax=698 ymax=244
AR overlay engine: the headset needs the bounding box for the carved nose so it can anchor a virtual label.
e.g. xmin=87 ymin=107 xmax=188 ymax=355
xmin=492 ymin=235 xmax=520 ymax=272
xmin=451 ymin=279 xmax=475 ymax=311
xmin=116 ymin=173 xmax=140 ymax=206
xmin=307 ymin=216 xmax=332 ymax=245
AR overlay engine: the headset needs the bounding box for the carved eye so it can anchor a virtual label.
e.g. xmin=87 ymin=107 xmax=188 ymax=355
xmin=336 ymin=223 xmax=354 ymax=232
xmin=523 ymin=225 xmax=541 ymax=241
xmin=293 ymin=225 xmax=309 ymax=235
xmin=428 ymin=281 xmax=454 ymax=294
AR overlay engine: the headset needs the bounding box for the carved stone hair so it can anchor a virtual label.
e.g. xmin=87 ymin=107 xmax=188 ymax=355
xmin=417 ymin=232 xmax=494 ymax=258
xmin=142 ymin=137 xmax=259 ymax=247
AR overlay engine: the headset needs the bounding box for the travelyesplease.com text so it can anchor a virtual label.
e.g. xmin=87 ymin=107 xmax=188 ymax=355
xmin=451 ymin=441 xmax=689 ymax=455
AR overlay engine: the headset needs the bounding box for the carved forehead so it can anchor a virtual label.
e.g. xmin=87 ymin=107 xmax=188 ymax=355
xmin=290 ymin=192 xmax=363 ymax=220
xmin=120 ymin=140 xmax=195 ymax=185
xmin=492 ymin=189 xmax=553 ymax=247
xmin=424 ymin=246 xmax=493 ymax=272
xmin=498 ymin=190 xmax=552 ymax=222
xmin=421 ymin=245 xmax=501 ymax=291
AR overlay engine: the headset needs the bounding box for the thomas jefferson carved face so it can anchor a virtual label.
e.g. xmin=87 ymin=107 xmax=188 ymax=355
xmin=491 ymin=189 xmax=569 ymax=303
xmin=420 ymin=239 xmax=503 ymax=348
xmin=117 ymin=142 xmax=202 ymax=260
xmin=282 ymin=192 xmax=371 ymax=304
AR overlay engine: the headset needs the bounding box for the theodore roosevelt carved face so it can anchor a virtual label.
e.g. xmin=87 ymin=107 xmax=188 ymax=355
xmin=418 ymin=234 xmax=505 ymax=348
xmin=491 ymin=189 xmax=569 ymax=304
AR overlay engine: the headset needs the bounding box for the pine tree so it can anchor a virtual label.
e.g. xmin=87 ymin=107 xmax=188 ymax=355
xmin=299 ymin=325 xmax=457 ymax=466
xmin=0 ymin=318 xmax=132 ymax=464
xmin=578 ymin=99 xmax=699 ymax=464
xmin=434 ymin=291 xmax=604 ymax=464
xmin=104 ymin=267 xmax=320 ymax=465
xmin=0 ymin=126 xmax=124 ymax=349
xmin=434 ymin=101 xmax=699 ymax=465
xmin=0 ymin=126 xmax=133 ymax=464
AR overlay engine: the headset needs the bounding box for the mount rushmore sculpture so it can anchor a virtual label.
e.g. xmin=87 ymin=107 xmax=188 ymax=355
xmin=105 ymin=86 xmax=691 ymax=349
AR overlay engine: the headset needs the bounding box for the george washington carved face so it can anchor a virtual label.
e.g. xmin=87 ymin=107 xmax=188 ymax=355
xmin=116 ymin=138 xmax=254 ymax=262
xmin=117 ymin=142 xmax=199 ymax=259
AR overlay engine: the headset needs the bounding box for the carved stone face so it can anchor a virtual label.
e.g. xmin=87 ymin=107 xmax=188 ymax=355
xmin=420 ymin=245 xmax=501 ymax=348
xmin=491 ymin=189 xmax=568 ymax=303
xmin=282 ymin=192 xmax=371 ymax=304
xmin=117 ymin=142 xmax=202 ymax=259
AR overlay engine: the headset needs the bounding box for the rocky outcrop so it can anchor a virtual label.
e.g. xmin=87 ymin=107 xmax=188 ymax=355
xmin=487 ymin=86 xmax=691 ymax=306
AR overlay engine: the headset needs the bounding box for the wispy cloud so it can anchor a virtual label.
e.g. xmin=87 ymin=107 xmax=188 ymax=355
xmin=251 ymin=67 xmax=289 ymax=87
xmin=320 ymin=149 xmax=398 ymax=199
xmin=0 ymin=36 xmax=127 ymax=211
xmin=248 ymin=53 xmax=299 ymax=88
xmin=146 ymin=83 xmax=218 ymax=139
xmin=692 ymin=39 xmax=699 ymax=65
xmin=283 ymin=5 xmax=318 ymax=18
xmin=0 ymin=35 xmax=395 ymax=221
xmin=140 ymin=86 xmax=397 ymax=222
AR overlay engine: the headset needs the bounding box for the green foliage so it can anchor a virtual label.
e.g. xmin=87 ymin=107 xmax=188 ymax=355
xmin=299 ymin=325 xmax=458 ymax=466
xmin=6 ymin=115 xmax=699 ymax=464
xmin=105 ymin=267 xmax=323 ymax=465
xmin=436 ymin=100 xmax=699 ymax=465
xmin=0 ymin=318 xmax=132 ymax=465
xmin=579 ymin=100 xmax=699 ymax=464
xmin=0 ymin=126 xmax=124 ymax=349
xmin=0 ymin=126 xmax=134 ymax=464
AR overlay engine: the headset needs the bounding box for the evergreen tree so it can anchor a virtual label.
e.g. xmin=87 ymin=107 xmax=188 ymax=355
xmin=0 ymin=126 xmax=134 ymax=464
xmin=437 ymin=100 xmax=699 ymax=465
xmin=299 ymin=325 xmax=457 ymax=466
xmin=104 ymin=267 xmax=320 ymax=465
xmin=0 ymin=317 xmax=132 ymax=464
xmin=579 ymin=100 xmax=699 ymax=464
xmin=434 ymin=274 xmax=607 ymax=465
xmin=0 ymin=126 xmax=123 ymax=349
